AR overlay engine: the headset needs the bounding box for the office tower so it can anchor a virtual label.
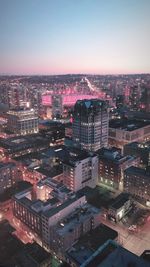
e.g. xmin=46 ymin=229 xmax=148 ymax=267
xmin=72 ymin=99 xmax=108 ymax=152
xmin=129 ymin=84 xmax=141 ymax=111
xmin=7 ymin=108 xmax=39 ymax=135
xmin=52 ymin=95 xmax=63 ymax=119
xmin=140 ymin=86 xmax=150 ymax=112
xmin=0 ymin=83 xmax=27 ymax=109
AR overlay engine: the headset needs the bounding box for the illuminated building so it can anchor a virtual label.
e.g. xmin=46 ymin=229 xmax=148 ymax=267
xmin=0 ymin=83 xmax=28 ymax=109
xmin=129 ymin=84 xmax=141 ymax=111
xmin=7 ymin=108 xmax=39 ymax=135
xmin=140 ymin=86 xmax=150 ymax=112
xmin=108 ymin=193 xmax=132 ymax=222
xmin=124 ymin=166 xmax=150 ymax=207
xmin=109 ymin=119 xmax=150 ymax=151
xmin=12 ymin=188 xmax=58 ymax=236
xmin=72 ymin=99 xmax=109 ymax=152
xmin=62 ymin=149 xmax=98 ymax=192
xmin=116 ymin=94 xmax=125 ymax=109
xmin=98 ymin=147 xmax=140 ymax=190
xmin=0 ymin=135 xmax=50 ymax=159
xmin=42 ymin=93 xmax=97 ymax=118
xmin=36 ymin=178 xmax=72 ymax=203
xmin=0 ymin=162 xmax=22 ymax=194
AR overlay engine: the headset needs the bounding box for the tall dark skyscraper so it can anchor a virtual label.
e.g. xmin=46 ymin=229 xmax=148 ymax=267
xmin=72 ymin=99 xmax=109 ymax=152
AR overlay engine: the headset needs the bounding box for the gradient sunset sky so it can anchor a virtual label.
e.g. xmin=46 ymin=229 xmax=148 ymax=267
xmin=0 ymin=0 xmax=150 ymax=75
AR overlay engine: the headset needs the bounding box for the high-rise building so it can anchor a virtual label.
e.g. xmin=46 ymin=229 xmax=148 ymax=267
xmin=72 ymin=99 xmax=108 ymax=152
xmin=0 ymin=83 xmax=28 ymax=109
xmin=7 ymin=108 xmax=39 ymax=135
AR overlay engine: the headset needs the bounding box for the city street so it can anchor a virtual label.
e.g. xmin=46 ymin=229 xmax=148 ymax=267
xmin=101 ymin=217 xmax=150 ymax=256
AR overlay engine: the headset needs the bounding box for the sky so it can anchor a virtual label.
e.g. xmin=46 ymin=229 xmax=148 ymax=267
xmin=0 ymin=0 xmax=150 ymax=75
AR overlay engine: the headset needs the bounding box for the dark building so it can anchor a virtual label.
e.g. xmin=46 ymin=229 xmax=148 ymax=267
xmin=98 ymin=147 xmax=139 ymax=190
xmin=124 ymin=166 xmax=150 ymax=206
xmin=73 ymin=99 xmax=108 ymax=152
xmin=124 ymin=141 xmax=150 ymax=167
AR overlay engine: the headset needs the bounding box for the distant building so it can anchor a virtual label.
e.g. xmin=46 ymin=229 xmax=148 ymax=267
xmin=0 ymin=134 xmax=50 ymax=158
xmin=109 ymin=118 xmax=150 ymax=150
xmin=124 ymin=166 xmax=150 ymax=207
xmin=7 ymin=108 xmax=39 ymax=135
xmin=0 ymin=162 xmax=22 ymax=194
xmin=72 ymin=99 xmax=109 ymax=152
xmin=98 ymin=147 xmax=139 ymax=190
xmin=62 ymin=149 xmax=98 ymax=192
xmin=0 ymin=83 xmax=28 ymax=109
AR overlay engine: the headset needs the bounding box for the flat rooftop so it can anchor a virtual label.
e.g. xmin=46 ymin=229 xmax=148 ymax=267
xmin=56 ymin=204 xmax=100 ymax=236
xmin=67 ymin=225 xmax=118 ymax=266
xmin=62 ymin=148 xmax=96 ymax=167
xmin=80 ymin=240 xmax=150 ymax=267
xmin=125 ymin=166 xmax=150 ymax=178
xmin=98 ymin=147 xmax=134 ymax=163
xmin=109 ymin=118 xmax=150 ymax=131
xmin=0 ymin=134 xmax=49 ymax=150
xmin=109 ymin=193 xmax=130 ymax=210
xmin=43 ymin=190 xmax=85 ymax=218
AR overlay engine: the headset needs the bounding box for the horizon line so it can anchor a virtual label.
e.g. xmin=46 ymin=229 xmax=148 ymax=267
xmin=0 ymin=72 xmax=150 ymax=76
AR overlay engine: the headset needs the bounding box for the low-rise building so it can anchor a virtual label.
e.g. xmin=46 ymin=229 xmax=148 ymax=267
xmin=36 ymin=177 xmax=72 ymax=202
xmin=109 ymin=118 xmax=150 ymax=151
xmin=51 ymin=203 xmax=101 ymax=254
xmin=42 ymin=192 xmax=86 ymax=250
xmin=124 ymin=141 xmax=150 ymax=167
xmin=108 ymin=193 xmax=132 ymax=222
xmin=66 ymin=225 xmax=118 ymax=267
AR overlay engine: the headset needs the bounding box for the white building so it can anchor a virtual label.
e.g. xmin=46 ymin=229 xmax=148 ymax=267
xmin=62 ymin=150 xmax=98 ymax=192
xmin=7 ymin=108 xmax=39 ymax=135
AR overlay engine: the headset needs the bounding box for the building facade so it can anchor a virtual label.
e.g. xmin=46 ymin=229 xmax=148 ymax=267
xmin=7 ymin=108 xmax=39 ymax=135
xmin=98 ymin=147 xmax=140 ymax=190
xmin=63 ymin=152 xmax=98 ymax=192
xmin=0 ymin=162 xmax=22 ymax=194
xmin=124 ymin=166 xmax=150 ymax=206
xmin=72 ymin=99 xmax=109 ymax=152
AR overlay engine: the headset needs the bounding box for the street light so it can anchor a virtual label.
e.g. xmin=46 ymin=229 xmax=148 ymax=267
xmin=0 ymin=213 xmax=3 ymax=221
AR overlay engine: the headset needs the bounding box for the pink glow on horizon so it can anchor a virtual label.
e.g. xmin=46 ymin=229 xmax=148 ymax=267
xmin=42 ymin=94 xmax=98 ymax=107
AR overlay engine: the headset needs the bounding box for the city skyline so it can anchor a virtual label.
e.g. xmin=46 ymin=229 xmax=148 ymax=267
xmin=1 ymin=0 xmax=150 ymax=75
